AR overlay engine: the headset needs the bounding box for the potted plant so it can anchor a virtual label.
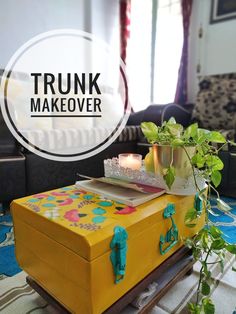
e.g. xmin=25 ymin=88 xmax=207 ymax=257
xmin=141 ymin=118 xmax=236 ymax=314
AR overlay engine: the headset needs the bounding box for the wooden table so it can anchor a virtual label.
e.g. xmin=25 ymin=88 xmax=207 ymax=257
xmin=27 ymin=246 xmax=194 ymax=314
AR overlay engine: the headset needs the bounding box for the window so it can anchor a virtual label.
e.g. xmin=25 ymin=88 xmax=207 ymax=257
xmin=127 ymin=0 xmax=183 ymax=111
xmin=126 ymin=0 xmax=152 ymax=111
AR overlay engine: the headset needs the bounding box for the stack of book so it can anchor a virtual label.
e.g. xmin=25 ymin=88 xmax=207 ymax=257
xmin=76 ymin=174 xmax=165 ymax=206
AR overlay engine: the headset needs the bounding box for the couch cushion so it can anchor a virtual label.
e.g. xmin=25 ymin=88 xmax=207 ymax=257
xmin=116 ymin=125 xmax=142 ymax=142
xmin=20 ymin=125 xmax=142 ymax=152
xmin=192 ymin=73 xmax=236 ymax=130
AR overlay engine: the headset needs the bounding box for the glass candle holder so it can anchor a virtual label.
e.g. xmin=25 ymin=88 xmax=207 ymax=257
xmin=118 ymin=153 xmax=142 ymax=170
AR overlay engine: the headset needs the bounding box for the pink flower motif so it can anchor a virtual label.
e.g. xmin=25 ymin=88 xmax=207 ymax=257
xmin=58 ymin=198 xmax=73 ymax=206
xmin=33 ymin=193 xmax=49 ymax=199
xmin=115 ymin=206 xmax=136 ymax=215
xmin=51 ymin=191 xmax=69 ymax=197
xmin=64 ymin=209 xmax=80 ymax=222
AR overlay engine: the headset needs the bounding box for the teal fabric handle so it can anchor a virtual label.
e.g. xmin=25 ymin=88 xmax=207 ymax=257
xmin=159 ymin=204 xmax=179 ymax=255
xmin=110 ymin=226 xmax=128 ymax=284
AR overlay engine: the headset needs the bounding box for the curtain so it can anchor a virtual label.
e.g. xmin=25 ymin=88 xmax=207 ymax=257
xmin=174 ymin=0 xmax=193 ymax=104
xmin=120 ymin=0 xmax=131 ymax=63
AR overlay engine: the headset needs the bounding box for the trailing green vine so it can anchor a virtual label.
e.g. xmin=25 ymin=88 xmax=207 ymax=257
xmin=141 ymin=118 xmax=236 ymax=313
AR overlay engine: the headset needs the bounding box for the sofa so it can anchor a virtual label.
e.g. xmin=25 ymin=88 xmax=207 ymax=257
xmin=1 ymin=73 xmax=235 ymax=202
xmin=0 ymin=118 xmax=142 ymax=202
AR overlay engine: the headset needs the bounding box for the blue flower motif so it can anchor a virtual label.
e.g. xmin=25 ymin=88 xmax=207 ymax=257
xmin=92 ymin=207 xmax=106 ymax=215
xmin=92 ymin=216 xmax=107 ymax=224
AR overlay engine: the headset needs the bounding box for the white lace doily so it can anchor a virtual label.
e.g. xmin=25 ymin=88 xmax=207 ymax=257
xmin=104 ymin=158 xmax=206 ymax=196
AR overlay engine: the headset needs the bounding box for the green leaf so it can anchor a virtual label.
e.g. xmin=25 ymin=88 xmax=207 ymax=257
xmin=205 ymin=269 xmax=212 ymax=280
xmin=188 ymin=303 xmax=201 ymax=314
xmin=201 ymin=281 xmax=210 ymax=296
xmin=196 ymin=128 xmax=210 ymax=144
xmin=192 ymin=152 xmax=205 ymax=168
xmin=208 ymin=131 xmax=226 ymax=143
xmin=167 ymin=117 xmax=176 ymax=124
xmin=216 ymin=198 xmax=232 ymax=212
xmin=211 ymin=170 xmax=222 ymax=187
xmin=184 ymin=123 xmax=198 ymax=139
xmin=211 ymin=238 xmax=225 ymax=250
xmin=185 ymin=238 xmax=193 ymax=248
xmin=193 ymin=248 xmax=202 ymax=260
xmin=140 ymin=122 xmax=158 ymax=143
xmin=166 ymin=123 xmax=183 ymax=137
xmin=219 ymin=259 xmax=224 ymax=273
xmin=209 ymin=226 xmax=222 ymax=239
xmin=225 ymin=244 xmax=236 ymax=254
xmin=202 ymin=230 xmax=210 ymax=249
xmin=201 ymin=143 xmax=211 ymax=154
xmin=205 ymin=155 xmax=224 ymax=171
xmin=171 ymin=138 xmax=185 ymax=146
xmin=201 ymin=261 xmax=208 ymax=276
xmin=185 ymin=208 xmax=198 ymax=224
xmin=202 ymin=298 xmax=215 ymax=314
xmin=163 ymin=166 xmax=175 ymax=189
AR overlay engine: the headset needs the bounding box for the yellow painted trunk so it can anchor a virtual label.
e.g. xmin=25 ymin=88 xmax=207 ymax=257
xmin=11 ymin=185 xmax=205 ymax=314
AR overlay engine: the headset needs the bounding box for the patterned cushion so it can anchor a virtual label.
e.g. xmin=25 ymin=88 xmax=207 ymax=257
xmin=20 ymin=125 xmax=142 ymax=151
xmin=192 ymin=73 xmax=236 ymax=130
xmin=116 ymin=125 xmax=142 ymax=142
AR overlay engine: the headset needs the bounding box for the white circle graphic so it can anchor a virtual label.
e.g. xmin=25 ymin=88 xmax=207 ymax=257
xmin=0 ymin=29 xmax=130 ymax=161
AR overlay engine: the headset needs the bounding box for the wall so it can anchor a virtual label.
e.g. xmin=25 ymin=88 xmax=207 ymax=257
xmin=0 ymin=0 xmax=119 ymax=68
xmin=188 ymin=0 xmax=236 ymax=102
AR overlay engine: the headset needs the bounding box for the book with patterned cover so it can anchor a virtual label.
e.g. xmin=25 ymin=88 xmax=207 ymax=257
xmin=75 ymin=179 xmax=165 ymax=207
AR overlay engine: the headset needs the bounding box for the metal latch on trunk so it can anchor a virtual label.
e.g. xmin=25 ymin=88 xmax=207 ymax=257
xmin=110 ymin=226 xmax=128 ymax=284
xmin=159 ymin=203 xmax=179 ymax=255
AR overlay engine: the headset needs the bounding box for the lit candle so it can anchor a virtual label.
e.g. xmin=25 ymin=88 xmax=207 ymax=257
xmin=119 ymin=154 xmax=142 ymax=170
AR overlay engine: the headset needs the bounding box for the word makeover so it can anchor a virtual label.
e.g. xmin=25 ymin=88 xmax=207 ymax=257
xmin=30 ymin=73 xmax=102 ymax=115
